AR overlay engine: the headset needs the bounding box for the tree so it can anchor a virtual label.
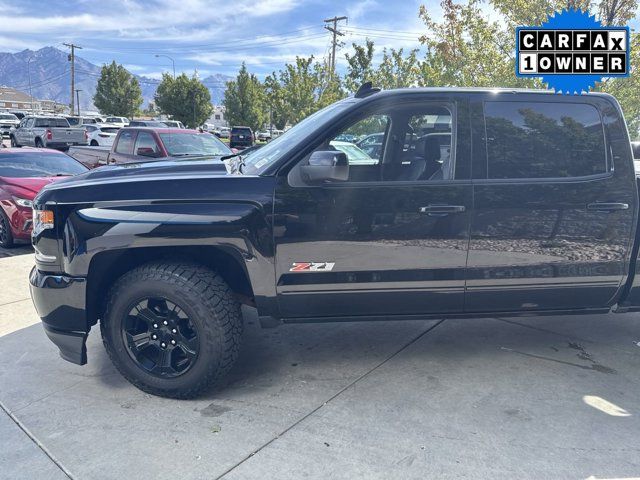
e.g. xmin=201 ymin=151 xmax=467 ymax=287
xmin=93 ymin=61 xmax=143 ymax=118
xmin=344 ymin=39 xmax=376 ymax=92
xmin=154 ymin=73 xmax=213 ymax=128
xmin=374 ymin=47 xmax=421 ymax=89
xmin=264 ymin=73 xmax=288 ymax=130
xmin=223 ymin=63 xmax=266 ymax=131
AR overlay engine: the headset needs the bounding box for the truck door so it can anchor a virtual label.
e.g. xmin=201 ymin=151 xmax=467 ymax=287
xmin=273 ymin=95 xmax=473 ymax=319
xmin=108 ymin=129 xmax=138 ymax=164
xmin=20 ymin=118 xmax=34 ymax=146
xmin=465 ymin=95 xmax=637 ymax=312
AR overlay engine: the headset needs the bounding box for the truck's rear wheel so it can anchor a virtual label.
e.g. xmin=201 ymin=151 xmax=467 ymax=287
xmin=10 ymin=136 xmax=19 ymax=147
xmin=101 ymin=262 xmax=243 ymax=399
xmin=35 ymin=138 xmax=43 ymax=148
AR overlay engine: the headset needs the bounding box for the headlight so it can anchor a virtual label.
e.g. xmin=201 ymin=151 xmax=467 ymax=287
xmin=12 ymin=196 xmax=33 ymax=208
xmin=32 ymin=208 xmax=55 ymax=235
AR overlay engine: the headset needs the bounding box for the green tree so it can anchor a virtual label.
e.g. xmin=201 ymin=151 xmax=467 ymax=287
xmin=223 ymin=63 xmax=266 ymax=131
xmin=344 ymin=39 xmax=376 ymax=92
xmin=93 ymin=61 xmax=143 ymax=118
xmin=264 ymin=72 xmax=288 ymax=130
xmin=154 ymin=73 xmax=213 ymax=128
xmin=374 ymin=47 xmax=421 ymax=89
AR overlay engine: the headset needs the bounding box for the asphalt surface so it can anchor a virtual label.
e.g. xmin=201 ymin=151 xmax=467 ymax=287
xmin=1 ymin=248 xmax=640 ymax=479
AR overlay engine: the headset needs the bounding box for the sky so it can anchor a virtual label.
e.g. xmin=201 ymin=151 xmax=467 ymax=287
xmin=1 ymin=0 xmax=638 ymax=82
xmin=0 ymin=0 xmax=433 ymax=80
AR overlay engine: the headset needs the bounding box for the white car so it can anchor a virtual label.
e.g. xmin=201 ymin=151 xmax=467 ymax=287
xmin=104 ymin=116 xmax=129 ymax=128
xmin=85 ymin=124 xmax=120 ymax=147
xmin=163 ymin=120 xmax=185 ymax=129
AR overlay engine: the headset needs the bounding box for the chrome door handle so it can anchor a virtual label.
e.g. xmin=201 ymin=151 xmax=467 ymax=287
xmin=587 ymin=202 xmax=629 ymax=212
xmin=419 ymin=205 xmax=466 ymax=216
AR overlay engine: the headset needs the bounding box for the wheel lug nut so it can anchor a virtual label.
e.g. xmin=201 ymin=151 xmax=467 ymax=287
xmin=171 ymin=340 xmax=176 ymax=345
xmin=161 ymin=342 xmax=166 ymax=348
xmin=153 ymin=323 xmax=158 ymax=329
xmin=152 ymin=334 xmax=158 ymax=340
xmin=163 ymin=320 xmax=168 ymax=326
xmin=172 ymin=329 xmax=177 ymax=334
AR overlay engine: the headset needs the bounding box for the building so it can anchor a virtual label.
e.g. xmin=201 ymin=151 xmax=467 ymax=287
xmin=207 ymin=105 xmax=227 ymax=128
xmin=0 ymin=86 xmax=66 ymax=114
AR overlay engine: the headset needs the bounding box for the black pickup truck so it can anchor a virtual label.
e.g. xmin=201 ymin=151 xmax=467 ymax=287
xmin=30 ymin=86 xmax=640 ymax=398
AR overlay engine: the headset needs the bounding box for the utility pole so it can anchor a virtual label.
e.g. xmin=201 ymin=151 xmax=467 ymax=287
xmin=63 ymin=43 xmax=82 ymax=115
xmin=27 ymin=57 xmax=34 ymax=114
xmin=324 ymin=16 xmax=347 ymax=77
xmin=75 ymin=89 xmax=82 ymax=116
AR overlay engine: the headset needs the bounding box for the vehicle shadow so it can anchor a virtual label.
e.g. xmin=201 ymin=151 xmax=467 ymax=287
xmin=0 ymin=245 xmax=33 ymax=258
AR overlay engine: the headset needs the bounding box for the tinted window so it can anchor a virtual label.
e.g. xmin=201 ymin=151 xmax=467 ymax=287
xmin=231 ymin=128 xmax=252 ymax=136
xmin=0 ymin=152 xmax=87 ymax=177
xmin=66 ymin=117 xmax=80 ymax=126
xmin=485 ymin=101 xmax=606 ymax=179
xmin=115 ymin=130 xmax=136 ymax=154
xmin=159 ymin=133 xmax=231 ymax=156
xmin=35 ymin=118 xmax=70 ymax=128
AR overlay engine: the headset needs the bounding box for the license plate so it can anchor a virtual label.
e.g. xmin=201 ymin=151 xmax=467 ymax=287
xmin=239 ymin=135 xmax=244 ymax=139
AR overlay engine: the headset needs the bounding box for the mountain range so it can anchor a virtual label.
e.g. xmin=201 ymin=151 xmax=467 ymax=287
xmin=0 ymin=47 xmax=231 ymax=112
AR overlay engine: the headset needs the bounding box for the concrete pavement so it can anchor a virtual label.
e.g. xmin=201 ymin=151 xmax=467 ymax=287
xmin=1 ymin=248 xmax=640 ymax=479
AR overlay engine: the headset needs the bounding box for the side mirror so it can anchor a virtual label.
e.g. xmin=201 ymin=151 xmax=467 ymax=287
xmin=300 ymin=150 xmax=349 ymax=183
xmin=136 ymin=147 xmax=158 ymax=157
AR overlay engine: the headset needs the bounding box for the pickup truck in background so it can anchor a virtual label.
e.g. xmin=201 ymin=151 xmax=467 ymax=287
xmin=0 ymin=112 xmax=20 ymax=137
xmin=29 ymin=86 xmax=640 ymax=399
xmin=68 ymin=127 xmax=232 ymax=168
xmin=10 ymin=116 xmax=87 ymax=150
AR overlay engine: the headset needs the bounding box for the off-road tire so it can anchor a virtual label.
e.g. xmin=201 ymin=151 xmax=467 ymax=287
xmin=0 ymin=210 xmax=14 ymax=248
xmin=101 ymin=262 xmax=243 ymax=399
xmin=10 ymin=135 xmax=19 ymax=147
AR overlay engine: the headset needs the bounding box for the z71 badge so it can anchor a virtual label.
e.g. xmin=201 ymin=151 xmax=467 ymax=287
xmin=290 ymin=262 xmax=335 ymax=272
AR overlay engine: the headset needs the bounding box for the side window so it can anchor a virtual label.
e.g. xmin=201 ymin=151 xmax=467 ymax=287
xmin=115 ymin=130 xmax=136 ymax=155
xmin=26 ymin=118 xmax=35 ymax=128
xmin=332 ymin=114 xmax=388 ymax=165
xmin=134 ymin=132 xmax=160 ymax=156
xmin=293 ymin=104 xmax=455 ymax=185
xmin=484 ymin=101 xmax=607 ymax=179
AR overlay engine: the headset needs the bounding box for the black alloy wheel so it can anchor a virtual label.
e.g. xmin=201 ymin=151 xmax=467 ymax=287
xmin=122 ymin=297 xmax=199 ymax=378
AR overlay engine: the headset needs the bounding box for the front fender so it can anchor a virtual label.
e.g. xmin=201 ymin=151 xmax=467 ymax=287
xmin=61 ymin=200 xmax=276 ymax=306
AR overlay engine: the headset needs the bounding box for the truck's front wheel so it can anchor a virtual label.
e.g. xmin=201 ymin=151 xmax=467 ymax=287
xmin=101 ymin=262 xmax=243 ymax=399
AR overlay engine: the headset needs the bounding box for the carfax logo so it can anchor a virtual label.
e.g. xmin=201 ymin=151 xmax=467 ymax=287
xmin=516 ymin=9 xmax=630 ymax=94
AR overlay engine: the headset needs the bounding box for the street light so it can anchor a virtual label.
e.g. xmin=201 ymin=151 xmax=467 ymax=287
xmin=154 ymin=54 xmax=176 ymax=79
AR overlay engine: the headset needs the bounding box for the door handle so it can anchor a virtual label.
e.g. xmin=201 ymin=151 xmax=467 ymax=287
xmin=419 ymin=205 xmax=466 ymax=216
xmin=587 ymin=202 xmax=629 ymax=212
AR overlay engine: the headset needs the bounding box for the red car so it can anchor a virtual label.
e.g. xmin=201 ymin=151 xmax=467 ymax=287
xmin=0 ymin=148 xmax=87 ymax=248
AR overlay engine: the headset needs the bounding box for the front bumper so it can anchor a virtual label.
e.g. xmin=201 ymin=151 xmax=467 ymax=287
xmin=29 ymin=267 xmax=88 ymax=365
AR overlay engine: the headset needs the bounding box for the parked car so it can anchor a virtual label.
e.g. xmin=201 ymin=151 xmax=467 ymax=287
xmin=356 ymin=132 xmax=385 ymax=159
xmin=229 ymin=126 xmax=254 ymax=149
xmin=9 ymin=111 xmax=26 ymax=120
xmin=163 ymin=120 xmax=185 ymax=129
xmin=0 ymin=148 xmax=87 ymax=247
xmin=30 ymin=87 xmax=640 ymax=399
xmin=0 ymin=112 xmax=20 ymax=137
xmin=257 ymin=131 xmax=271 ymax=141
xmin=105 ymin=117 xmax=129 ymax=128
xmin=66 ymin=116 xmax=99 ymax=127
xmin=632 ymin=141 xmax=640 ymax=160
xmin=127 ymin=120 xmax=168 ymax=128
xmin=329 ymin=140 xmax=376 ymax=165
xmin=85 ymin=125 xmax=120 ymax=147
xmin=10 ymin=116 xmax=87 ymax=150
xmin=218 ymin=127 xmax=230 ymax=139
xmin=68 ymin=127 xmax=232 ymax=168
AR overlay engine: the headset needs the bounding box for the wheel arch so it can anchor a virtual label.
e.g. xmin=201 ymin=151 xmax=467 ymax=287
xmin=86 ymin=245 xmax=255 ymax=328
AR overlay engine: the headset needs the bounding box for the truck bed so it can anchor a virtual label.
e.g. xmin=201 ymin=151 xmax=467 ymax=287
xmin=68 ymin=146 xmax=110 ymax=168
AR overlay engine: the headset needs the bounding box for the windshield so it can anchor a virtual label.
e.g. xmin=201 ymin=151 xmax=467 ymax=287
xmin=0 ymin=114 xmax=18 ymax=121
xmin=66 ymin=117 xmax=80 ymax=126
xmin=0 ymin=153 xmax=87 ymax=177
xmin=242 ymin=100 xmax=354 ymax=175
xmin=160 ymin=133 xmax=232 ymax=156
xmin=100 ymin=127 xmax=120 ymax=134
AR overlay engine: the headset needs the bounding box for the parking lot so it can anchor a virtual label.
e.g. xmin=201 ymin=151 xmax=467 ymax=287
xmin=0 ymin=249 xmax=639 ymax=479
